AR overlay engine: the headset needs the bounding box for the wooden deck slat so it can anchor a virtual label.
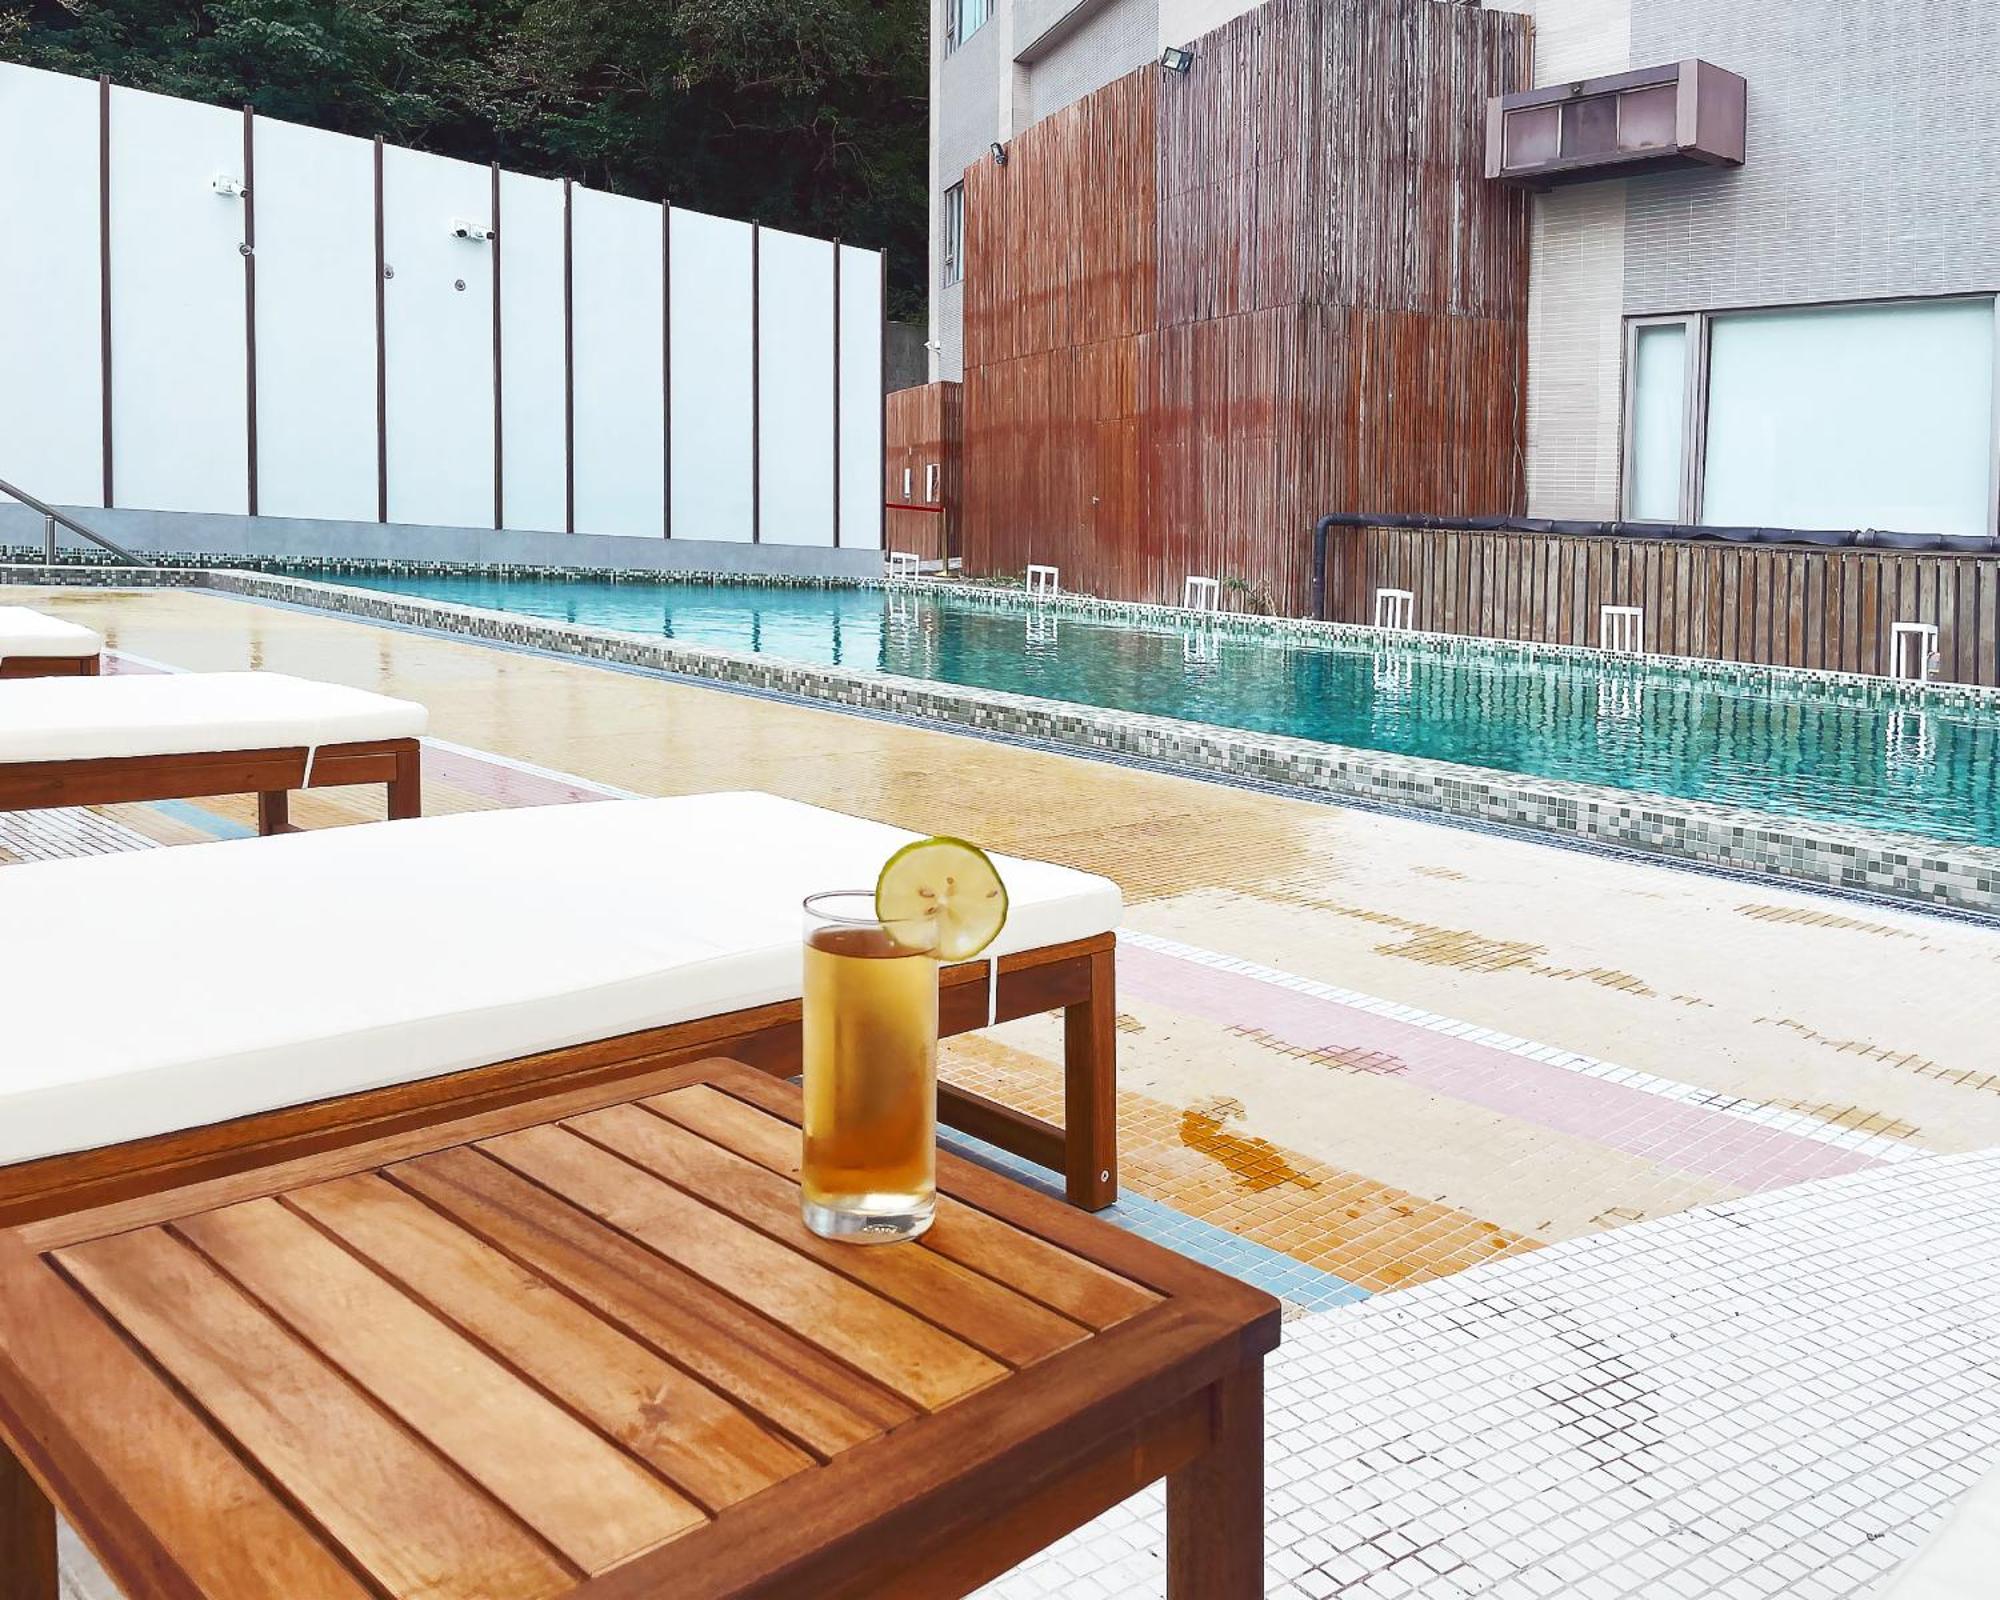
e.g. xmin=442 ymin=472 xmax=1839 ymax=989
xmin=478 ymin=1124 xmax=1009 ymax=1409
xmin=175 ymin=1198 xmax=703 ymax=1573
xmin=55 ymin=1227 xmax=575 ymax=1600
xmin=390 ymin=1145 xmax=914 ymax=1458
xmin=286 ymin=1172 xmax=812 ymax=1512
xmin=569 ymin=1103 xmax=1090 ymax=1367
xmin=648 ymin=1085 xmax=1157 ymax=1330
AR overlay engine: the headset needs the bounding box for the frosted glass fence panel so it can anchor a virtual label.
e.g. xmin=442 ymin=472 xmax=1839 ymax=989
xmin=758 ymin=227 xmax=836 ymax=548
xmin=253 ymin=114 xmax=378 ymax=522
xmin=838 ymin=244 xmax=885 ymax=551
xmin=498 ymin=172 xmax=568 ymax=534
xmin=108 ymin=85 xmax=247 ymax=515
xmin=1626 ymin=322 xmax=1687 ymax=523
xmin=0 ymin=67 xmax=102 ymax=505
xmin=1703 ymin=299 xmax=1997 ymax=538
xmin=669 ymin=208 xmax=756 ymax=544
xmin=0 ymin=62 xmax=880 ymax=554
xmin=382 ymin=147 xmax=494 ymax=529
xmin=572 ymin=188 xmax=665 ymax=538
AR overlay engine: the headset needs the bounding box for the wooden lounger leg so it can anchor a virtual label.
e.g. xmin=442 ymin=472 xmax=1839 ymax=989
xmin=79 ymin=655 xmax=100 ymax=677
xmin=1167 ymin=1361 xmax=1264 ymax=1598
xmin=387 ymin=742 xmax=423 ymax=821
xmin=1062 ymin=942 xmax=1118 ymax=1211
xmin=1 ymin=1441 xmax=56 ymax=1600
xmin=256 ymin=790 xmax=291 ymax=836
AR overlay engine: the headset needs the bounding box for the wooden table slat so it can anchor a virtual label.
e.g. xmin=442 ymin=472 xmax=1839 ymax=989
xmin=174 ymin=1199 xmax=705 ymax=1573
xmin=286 ymin=1173 xmax=813 ymax=1512
xmin=55 ymin=1227 xmax=575 ymax=1600
xmin=570 ymin=1103 xmax=1090 ymax=1367
xmin=648 ymin=1085 xmax=1158 ymax=1330
xmin=0 ymin=1059 xmax=1281 ymax=1600
xmin=390 ymin=1145 xmax=914 ymax=1459
xmin=0 ymin=1240 xmax=372 ymax=1600
xmin=479 ymin=1124 xmax=1008 ymax=1411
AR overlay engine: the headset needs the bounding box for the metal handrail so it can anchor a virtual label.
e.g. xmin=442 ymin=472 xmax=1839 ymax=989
xmin=0 ymin=474 xmax=149 ymax=567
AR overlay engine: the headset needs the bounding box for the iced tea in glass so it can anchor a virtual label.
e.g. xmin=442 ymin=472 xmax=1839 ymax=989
xmin=800 ymin=890 xmax=938 ymax=1243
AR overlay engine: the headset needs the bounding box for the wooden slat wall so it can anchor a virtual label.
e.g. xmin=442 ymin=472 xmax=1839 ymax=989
xmin=885 ymin=382 xmax=962 ymax=563
xmin=1331 ymin=525 xmax=2000 ymax=685
xmin=961 ymin=0 xmax=1531 ymax=613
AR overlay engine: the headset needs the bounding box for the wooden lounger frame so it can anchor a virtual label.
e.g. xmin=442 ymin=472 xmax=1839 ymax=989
xmin=0 ymin=931 xmax=1119 ymax=1228
xmin=0 ymin=736 xmax=422 ymax=836
xmin=0 ymin=654 xmax=100 ymax=680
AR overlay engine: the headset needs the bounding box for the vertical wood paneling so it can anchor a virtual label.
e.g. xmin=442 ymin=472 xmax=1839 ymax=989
xmin=1325 ymin=525 xmax=2000 ymax=685
xmin=961 ymin=0 xmax=1530 ymax=612
xmin=884 ymin=381 xmax=961 ymax=563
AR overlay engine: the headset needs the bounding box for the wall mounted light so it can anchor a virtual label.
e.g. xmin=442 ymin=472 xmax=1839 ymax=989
xmin=1161 ymin=45 xmax=1195 ymax=75
xmin=989 ymin=141 xmax=1008 ymax=166
xmin=210 ymin=174 xmax=247 ymax=199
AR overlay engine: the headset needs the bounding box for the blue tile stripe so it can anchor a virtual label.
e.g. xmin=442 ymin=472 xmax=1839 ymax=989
xmin=940 ymin=1127 xmax=1369 ymax=1315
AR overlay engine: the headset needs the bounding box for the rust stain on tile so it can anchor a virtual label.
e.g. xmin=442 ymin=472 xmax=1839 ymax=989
xmin=1179 ymin=1097 xmax=1322 ymax=1194
xmin=1736 ymin=903 xmax=1923 ymax=942
xmin=1227 ymin=1025 xmax=1409 ymax=1077
xmin=1768 ymin=1099 xmax=1922 ymax=1142
xmin=1115 ymin=1012 xmax=1147 ymax=1035
xmin=1755 ymin=1017 xmax=1994 ymax=1094
xmin=1414 ymin=865 xmax=1468 ymax=882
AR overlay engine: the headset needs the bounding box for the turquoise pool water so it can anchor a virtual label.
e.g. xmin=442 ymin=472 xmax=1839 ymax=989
xmin=308 ymin=570 xmax=2000 ymax=848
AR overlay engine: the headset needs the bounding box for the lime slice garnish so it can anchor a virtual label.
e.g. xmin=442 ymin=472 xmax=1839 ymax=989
xmin=876 ymin=836 xmax=1009 ymax=961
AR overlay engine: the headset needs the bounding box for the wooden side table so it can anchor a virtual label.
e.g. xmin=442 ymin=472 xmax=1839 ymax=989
xmin=0 ymin=1058 xmax=1280 ymax=1598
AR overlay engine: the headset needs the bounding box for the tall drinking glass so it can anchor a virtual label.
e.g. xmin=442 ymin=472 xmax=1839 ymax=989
xmin=800 ymin=890 xmax=938 ymax=1243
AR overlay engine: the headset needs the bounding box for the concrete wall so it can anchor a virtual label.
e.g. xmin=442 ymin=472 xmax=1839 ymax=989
xmin=0 ymin=504 xmax=880 ymax=579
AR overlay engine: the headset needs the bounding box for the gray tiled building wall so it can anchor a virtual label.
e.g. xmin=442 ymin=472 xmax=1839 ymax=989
xmin=1523 ymin=0 xmax=2000 ymax=518
xmin=1019 ymin=0 xmax=1158 ymax=128
xmin=1624 ymin=0 xmax=2000 ymax=315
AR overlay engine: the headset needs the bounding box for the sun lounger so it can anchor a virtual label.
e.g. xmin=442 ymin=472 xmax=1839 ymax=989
xmin=0 ymin=671 xmax=424 ymax=833
xmin=1875 ymin=1461 xmax=2000 ymax=1599
xmin=0 ymin=606 xmax=101 ymax=678
xmin=0 ymin=792 xmax=1122 ymax=1222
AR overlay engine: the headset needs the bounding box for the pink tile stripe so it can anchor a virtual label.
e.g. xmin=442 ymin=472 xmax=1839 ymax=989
xmin=1118 ymin=942 xmax=1876 ymax=1192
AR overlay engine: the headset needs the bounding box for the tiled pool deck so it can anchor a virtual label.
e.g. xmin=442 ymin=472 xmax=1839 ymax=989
xmin=12 ymin=585 xmax=2000 ymax=1599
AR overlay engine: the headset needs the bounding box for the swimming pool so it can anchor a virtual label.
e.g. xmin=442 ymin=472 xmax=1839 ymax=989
xmin=302 ymin=570 xmax=2000 ymax=848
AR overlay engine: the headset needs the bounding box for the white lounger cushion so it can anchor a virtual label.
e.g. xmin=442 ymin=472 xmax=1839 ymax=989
xmin=0 ymin=605 xmax=101 ymax=659
xmin=0 ymin=671 xmax=427 ymax=763
xmin=1874 ymin=1462 xmax=2000 ymax=1599
xmin=0 ymin=792 xmax=1121 ymax=1166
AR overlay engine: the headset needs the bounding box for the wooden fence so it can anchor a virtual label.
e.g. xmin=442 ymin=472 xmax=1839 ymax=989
xmin=960 ymin=0 xmax=1531 ymax=613
xmin=884 ymin=382 xmax=962 ymax=565
xmin=1328 ymin=524 xmax=2000 ymax=686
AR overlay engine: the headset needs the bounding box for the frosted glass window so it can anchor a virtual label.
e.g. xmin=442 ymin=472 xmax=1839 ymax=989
xmin=1627 ymin=322 xmax=1688 ymax=521
xmin=1702 ymin=300 xmax=1995 ymax=536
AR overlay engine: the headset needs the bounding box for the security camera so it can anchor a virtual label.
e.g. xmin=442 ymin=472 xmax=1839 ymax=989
xmin=211 ymin=174 xmax=248 ymax=199
xmin=450 ymin=219 xmax=495 ymax=242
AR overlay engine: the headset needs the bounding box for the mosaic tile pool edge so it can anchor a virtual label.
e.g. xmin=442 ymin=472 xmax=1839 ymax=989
xmin=7 ymin=550 xmax=1994 ymax=710
xmin=10 ymin=563 xmax=2000 ymax=917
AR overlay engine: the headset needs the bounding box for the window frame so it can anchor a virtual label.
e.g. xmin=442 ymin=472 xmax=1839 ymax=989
xmin=941 ymin=181 xmax=965 ymax=289
xmin=1619 ymin=313 xmax=1703 ymax=524
xmin=1619 ymin=294 xmax=2000 ymax=536
xmin=945 ymin=0 xmax=989 ymax=55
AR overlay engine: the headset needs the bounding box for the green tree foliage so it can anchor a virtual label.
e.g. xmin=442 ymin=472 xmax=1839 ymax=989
xmin=0 ymin=0 xmax=928 ymax=315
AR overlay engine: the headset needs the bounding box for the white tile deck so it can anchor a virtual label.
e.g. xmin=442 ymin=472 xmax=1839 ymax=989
xmin=978 ymin=1149 xmax=2000 ymax=1599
